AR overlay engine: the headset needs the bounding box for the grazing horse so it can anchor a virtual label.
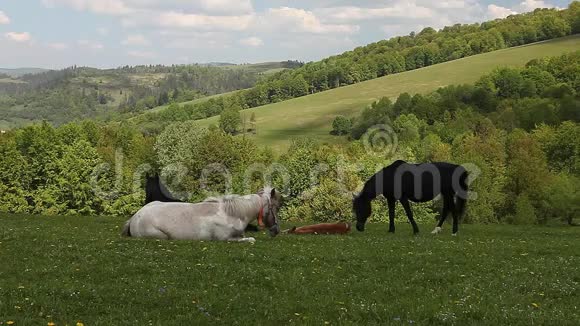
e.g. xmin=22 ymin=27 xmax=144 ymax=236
xmin=353 ymin=160 xmax=468 ymax=235
xmin=123 ymin=187 xmax=281 ymax=242
xmin=144 ymin=175 xmax=260 ymax=232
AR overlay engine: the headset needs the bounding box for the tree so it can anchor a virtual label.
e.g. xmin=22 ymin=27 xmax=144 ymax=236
xmin=505 ymin=129 xmax=549 ymax=201
xmin=331 ymin=116 xmax=352 ymax=135
xmin=492 ymin=68 xmax=525 ymax=98
xmin=350 ymin=97 xmax=393 ymax=139
xmin=513 ymin=194 xmax=537 ymax=225
xmin=544 ymin=173 xmax=580 ymax=225
xmin=219 ymin=105 xmax=241 ymax=135
xmin=249 ymin=112 xmax=257 ymax=134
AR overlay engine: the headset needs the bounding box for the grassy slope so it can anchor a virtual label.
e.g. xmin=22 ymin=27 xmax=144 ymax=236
xmin=196 ymin=35 xmax=580 ymax=150
xmin=1 ymin=214 xmax=578 ymax=325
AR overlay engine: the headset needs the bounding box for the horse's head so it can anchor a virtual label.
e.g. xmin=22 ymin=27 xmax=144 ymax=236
xmin=352 ymin=192 xmax=371 ymax=232
xmin=259 ymin=187 xmax=282 ymax=237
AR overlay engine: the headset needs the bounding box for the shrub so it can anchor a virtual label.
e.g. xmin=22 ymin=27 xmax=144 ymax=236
xmin=331 ymin=116 xmax=352 ymax=135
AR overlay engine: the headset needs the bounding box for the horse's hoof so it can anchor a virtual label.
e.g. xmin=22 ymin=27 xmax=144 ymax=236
xmin=452 ymin=233 xmax=457 ymax=237
xmin=431 ymin=227 xmax=442 ymax=235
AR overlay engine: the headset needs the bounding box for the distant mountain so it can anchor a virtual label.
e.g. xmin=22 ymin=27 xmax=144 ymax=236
xmin=200 ymin=62 xmax=236 ymax=67
xmin=0 ymin=68 xmax=51 ymax=77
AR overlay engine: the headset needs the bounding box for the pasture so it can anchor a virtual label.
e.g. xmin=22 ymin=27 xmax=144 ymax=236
xmin=1 ymin=213 xmax=579 ymax=325
xmin=195 ymin=35 xmax=580 ymax=150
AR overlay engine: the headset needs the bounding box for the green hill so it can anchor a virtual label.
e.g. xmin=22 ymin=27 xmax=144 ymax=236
xmin=196 ymin=35 xmax=580 ymax=150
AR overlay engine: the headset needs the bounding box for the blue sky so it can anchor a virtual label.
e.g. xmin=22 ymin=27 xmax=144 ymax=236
xmin=0 ymin=0 xmax=574 ymax=69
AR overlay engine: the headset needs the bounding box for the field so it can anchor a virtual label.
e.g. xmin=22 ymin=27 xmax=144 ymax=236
xmin=195 ymin=35 xmax=580 ymax=150
xmin=1 ymin=214 xmax=579 ymax=325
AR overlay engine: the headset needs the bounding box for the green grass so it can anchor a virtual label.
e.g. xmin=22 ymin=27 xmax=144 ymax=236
xmin=1 ymin=213 xmax=579 ymax=325
xmin=195 ymin=35 xmax=580 ymax=150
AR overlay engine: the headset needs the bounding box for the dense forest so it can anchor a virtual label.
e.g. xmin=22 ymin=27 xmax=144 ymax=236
xmin=1 ymin=50 xmax=578 ymax=225
xmin=139 ymin=3 xmax=580 ymax=127
xmin=0 ymin=62 xmax=300 ymax=129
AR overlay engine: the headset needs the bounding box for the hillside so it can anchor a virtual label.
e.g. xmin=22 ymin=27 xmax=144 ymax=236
xmin=0 ymin=61 xmax=298 ymax=129
xmin=196 ymin=35 xmax=580 ymax=149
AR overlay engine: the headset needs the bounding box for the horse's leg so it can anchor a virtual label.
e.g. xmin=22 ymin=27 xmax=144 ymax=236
xmin=387 ymin=197 xmax=396 ymax=233
xmin=146 ymin=227 xmax=170 ymax=240
xmin=400 ymin=198 xmax=419 ymax=235
xmin=228 ymin=237 xmax=256 ymax=243
xmin=432 ymin=194 xmax=453 ymax=235
xmin=451 ymin=196 xmax=459 ymax=236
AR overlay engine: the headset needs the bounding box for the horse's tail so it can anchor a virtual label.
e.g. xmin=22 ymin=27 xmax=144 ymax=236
xmin=121 ymin=220 xmax=132 ymax=237
xmin=455 ymin=169 xmax=469 ymax=218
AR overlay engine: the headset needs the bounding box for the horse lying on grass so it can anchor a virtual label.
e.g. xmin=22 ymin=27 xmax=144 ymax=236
xmin=144 ymin=175 xmax=260 ymax=232
xmin=353 ymin=160 xmax=469 ymax=235
xmin=284 ymin=222 xmax=351 ymax=235
xmin=123 ymin=187 xmax=281 ymax=242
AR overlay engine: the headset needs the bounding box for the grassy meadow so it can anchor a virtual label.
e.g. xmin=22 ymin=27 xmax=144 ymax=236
xmin=194 ymin=35 xmax=580 ymax=150
xmin=1 ymin=213 xmax=579 ymax=325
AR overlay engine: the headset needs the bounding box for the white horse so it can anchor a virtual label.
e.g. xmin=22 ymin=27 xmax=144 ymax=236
xmin=122 ymin=187 xmax=281 ymax=242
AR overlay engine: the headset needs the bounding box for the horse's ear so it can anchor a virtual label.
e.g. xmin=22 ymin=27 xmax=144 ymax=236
xmin=271 ymin=188 xmax=277 ymax=198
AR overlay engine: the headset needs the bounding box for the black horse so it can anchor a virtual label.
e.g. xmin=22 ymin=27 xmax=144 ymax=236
xmin=353 ymin=160 xmax=468 ymax=235
xmin=144 ymin=175 xmax=260 ymax=232
xmin=145 ymin=175 xmax=183 ymax=204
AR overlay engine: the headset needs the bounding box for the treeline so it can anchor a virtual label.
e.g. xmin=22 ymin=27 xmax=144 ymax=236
xmin=140 ymin=3 xmax=580 ymax=126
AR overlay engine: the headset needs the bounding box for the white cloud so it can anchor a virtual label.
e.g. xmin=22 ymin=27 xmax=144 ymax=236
xmin=122 ymin=0 xmax=253 ymax=15
xmin=429 ymin=1 xmax=467 ymax=9
xmin=96 ymin=27 xmax=109 ymax=36
xmin=265 ymin=7 xmax=359 ymax=34
xmin=155 ymin=12 xmax=254 ymax=31
xmin=519 ymin=0 xmax=558 ymax=12
xmin=317 ymin=2 xmax=435 ymax=22
xmin=0 ymin=11 xmax=10 ymax=24
xmin=197 ymin=0 xmax=253 ymax=15
xmin=240 ymin=36 xmax=263 ymax=47
xmin=78 ymin=39 xmax=104 ymax=50
xmin=127 ymin=50 xmax=156 ymax=58
xmin=47 ymin=42 xmax=69 ymax=50
xmin=487 ymin=4 xmax=518 ymax=19
xmin=42 ymin=0 xmax=132 ymax=15
xmin=5 ymin=32 xmax=32 ymax=43
xmin=43 ymin=0 xmax=253 ymax=16
xmin=122 ymin=34 xmax=151 ymax=46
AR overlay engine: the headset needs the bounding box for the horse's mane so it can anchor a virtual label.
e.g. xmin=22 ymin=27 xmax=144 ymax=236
xmin=204 ymin=194 xmax=262 ymax=217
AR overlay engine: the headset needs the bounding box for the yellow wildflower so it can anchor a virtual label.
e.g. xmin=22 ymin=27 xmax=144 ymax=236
xmin=7 ymin=321 xmax=15 ymax=325
xmin=531 ymin=303 xmax=540 ymax=308
xmin=76 ymin=322 xmax=84 ymax=326
xmin=48 ymin=322 xmax=55 ymax=326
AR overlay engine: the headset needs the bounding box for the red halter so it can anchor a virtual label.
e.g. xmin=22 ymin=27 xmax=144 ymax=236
xmin=257 ymin=206 xmax=264 ymax=227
